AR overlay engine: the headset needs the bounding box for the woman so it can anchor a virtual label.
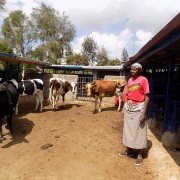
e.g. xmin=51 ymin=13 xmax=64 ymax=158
xmin=119 ymin=63 xmax=150 ymax=165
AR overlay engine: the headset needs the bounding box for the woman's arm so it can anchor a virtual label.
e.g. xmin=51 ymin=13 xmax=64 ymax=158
xmin=139 ymin=94 xmax=149 ymax=121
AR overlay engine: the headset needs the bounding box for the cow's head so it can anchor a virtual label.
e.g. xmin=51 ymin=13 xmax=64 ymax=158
xmin=84 ymin=82 xmax=96 ymax=96
xmin=71 ymin=82 xmax=77 ymax=94
xmin=116 ymin=79 xmax=127 ymax=92
xmin=62 ymin=81 xmax=73 ymax=92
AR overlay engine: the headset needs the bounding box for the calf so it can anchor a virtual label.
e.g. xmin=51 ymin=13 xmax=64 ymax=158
xmin=0 ymin=81 xmax=19 ymax=138
xmin=16 ymin=79 xmax=44 ymax=114
xmin=85 ymin=79 xmax=127 ymax=112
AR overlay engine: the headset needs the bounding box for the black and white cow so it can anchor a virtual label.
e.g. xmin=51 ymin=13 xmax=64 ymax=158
xmin=16 ymin=79 xmax=44 ymax=114
xmin=0 ymin=80 xmax=19 ymax=138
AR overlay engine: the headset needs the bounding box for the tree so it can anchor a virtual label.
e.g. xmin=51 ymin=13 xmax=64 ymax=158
xmin=66 ymin=53 xmax=88 ymax=65
xmin=0 ymin=38 xmax=14 ymax=54
xmin=96 ymin=47 xmax=109 ymax=66
xmin=121 ymin=48 xmax=129 ymax=62
xmin=1 ymin=10 xmax=35 ymax=57
xmin=107 ymin=58 xmax=121 ymax=66
xmin=0 ymin=0 xmax=6 ymax=13
xmin=81 ymin=36 xmax=98 ymax=66
xmin=31 ymin=3 xmax=76 ymax=64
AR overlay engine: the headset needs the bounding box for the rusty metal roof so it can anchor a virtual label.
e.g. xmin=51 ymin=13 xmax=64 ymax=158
xmin=0 ymin=52 xmax=51 ymax=66
xmin=123 ymin=13 xmax=180 ymax=70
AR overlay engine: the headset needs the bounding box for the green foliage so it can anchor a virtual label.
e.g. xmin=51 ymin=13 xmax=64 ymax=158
xmin=1 ymin=10 xmax=35 ymax=56
xmin=66 ymin=53 xmax=88 ymax=65
xmin=121 ymin=48 xmax=129 ymax=62
xmin=81 ymin=36 xmax=98 ymax=66
xmin=107 ymin=58 xmax=121 ymax=66
xmin=0 ymin=38 xmax=14 ymax=72
xmin=96 ymin=47 xmax=109 ymax=66
xmin=0 ymin=38 xmax=14 ymax=54
xmin=31 ymin=3 xmax=76 ymax=63
xmin=0 ymin=0 xmax=6 ymax=12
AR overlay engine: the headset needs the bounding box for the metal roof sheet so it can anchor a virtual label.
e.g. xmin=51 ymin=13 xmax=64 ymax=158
xmin=44 ymin=65 xmax=124 ymax=71
xmin=0 ymin=52 xmax=51 ymax=66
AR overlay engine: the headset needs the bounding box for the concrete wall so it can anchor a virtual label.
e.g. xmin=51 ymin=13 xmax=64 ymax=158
xmin=27 ymin=73 xmax=126 ymax=104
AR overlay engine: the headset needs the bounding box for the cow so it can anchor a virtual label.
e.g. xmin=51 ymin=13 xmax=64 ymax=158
xmin=49 ymin=78 xmax=62 ymax=110
xmin=84 ymin=79 xmax=127 ymax=112
xmin=0 ymin=80 xmax=19 ymax=138
xmin=49 ymin=78 xmax=73 ymax=110
xmin=15 ymin=79 xmax=44 ymax=114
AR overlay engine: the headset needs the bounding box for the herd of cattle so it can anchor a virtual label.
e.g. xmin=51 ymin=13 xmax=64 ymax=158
xmin=0 ymin=77 xmax=127 ymax=139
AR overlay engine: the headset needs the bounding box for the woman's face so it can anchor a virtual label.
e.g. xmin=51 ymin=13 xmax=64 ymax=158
xmin=130 ymin=66 xmax=141 ymax=77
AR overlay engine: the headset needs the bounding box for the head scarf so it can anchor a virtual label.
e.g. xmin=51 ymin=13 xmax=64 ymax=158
xmin=131 ymin=63 xmax=142 ymax=70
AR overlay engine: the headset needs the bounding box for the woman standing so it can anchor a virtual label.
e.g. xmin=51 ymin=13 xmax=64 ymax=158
xmin=119 ymin=63 xmax=150 ymax=165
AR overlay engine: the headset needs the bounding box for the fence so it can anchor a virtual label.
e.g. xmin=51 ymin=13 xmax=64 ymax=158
xmin=77 ymin=76 xmax=94 ymax=101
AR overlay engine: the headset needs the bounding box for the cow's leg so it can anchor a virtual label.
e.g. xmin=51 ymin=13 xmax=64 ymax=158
xmin=7 ymin=110 xmax=13 ymax=137
xmin=117 ymin=92 xmax=122 ymax=111
xmin=98 ymin=97 xmax=102 ymax=112
xmin=62 ymin=95 xmax=65 ymax=107
xmin=15 ymin=102 xmax=19 ymax=115
xmin=48 ymin=88 xmax=52 ymax=104
xmin=34 ymin=94 xmax=40 ymax=111
xmin=94 ymin=96 xmax=98 ymax=111
xmin=55 ymin=95 xmax=59 ymax=110
xmin=38 ymin=92 xmax=44 ymax=112
xmin=51 ymin=96 xmax=56 ymax=110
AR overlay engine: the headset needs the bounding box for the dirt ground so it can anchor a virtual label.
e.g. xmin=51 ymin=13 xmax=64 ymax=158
xmin=0 ymin=96 xmax=180 ymax=180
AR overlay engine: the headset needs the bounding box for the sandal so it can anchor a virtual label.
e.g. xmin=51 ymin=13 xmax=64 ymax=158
xmin=119 ymin=151 xmax=133 ymax=157
xmin=135 ymin=158 xmax=143 ymax=165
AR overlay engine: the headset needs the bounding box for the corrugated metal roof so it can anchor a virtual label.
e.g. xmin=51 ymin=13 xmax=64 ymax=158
xmin=44 ymin=64 xmax=124 ymax=71
xmin=0 ymin=52 xmax=51 ymax=66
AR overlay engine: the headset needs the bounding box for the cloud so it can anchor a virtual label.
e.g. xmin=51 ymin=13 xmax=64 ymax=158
xmin=2 ymin=0 xmax=180 ymax=60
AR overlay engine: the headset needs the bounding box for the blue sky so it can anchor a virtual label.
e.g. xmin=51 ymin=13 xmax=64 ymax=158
xmin=1 ymin=0 xmax=180 ymax=59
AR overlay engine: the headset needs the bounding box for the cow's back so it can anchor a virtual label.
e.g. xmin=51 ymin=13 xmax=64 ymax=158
xmin=92 ymin=80 xmax=117 ymax=97
xmin=18 ymin=79 xmax=43 ymax=95
xmin=33 ymin=79 xmax=43 ymax=90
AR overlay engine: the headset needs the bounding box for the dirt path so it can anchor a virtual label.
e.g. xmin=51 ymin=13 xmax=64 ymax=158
xmin=0 ymin=97 xmax=179 ymax=180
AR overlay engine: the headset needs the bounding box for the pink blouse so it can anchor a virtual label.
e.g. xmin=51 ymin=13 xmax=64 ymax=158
xmin=125 ymin=76 xmax=150 ymax=104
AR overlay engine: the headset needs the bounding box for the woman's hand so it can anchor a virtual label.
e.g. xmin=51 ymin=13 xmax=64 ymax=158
xmin=139 ymin=113 xmax=145 ymax=122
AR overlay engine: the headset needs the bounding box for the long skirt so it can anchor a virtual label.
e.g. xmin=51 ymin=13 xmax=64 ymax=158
xmin=123 ymin=106 xmax=147 ymax=149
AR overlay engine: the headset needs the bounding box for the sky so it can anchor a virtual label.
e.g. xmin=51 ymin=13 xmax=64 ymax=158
xmin=1 ymin=0 xmax=180 ymax=59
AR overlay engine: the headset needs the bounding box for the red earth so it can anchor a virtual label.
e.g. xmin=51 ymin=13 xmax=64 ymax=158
xmin=0 ymin=96 xmax=179 ymax=180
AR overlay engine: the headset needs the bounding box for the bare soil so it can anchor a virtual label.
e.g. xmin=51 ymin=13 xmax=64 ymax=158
xmin=0 ymin=96 xmax=180 ymax=180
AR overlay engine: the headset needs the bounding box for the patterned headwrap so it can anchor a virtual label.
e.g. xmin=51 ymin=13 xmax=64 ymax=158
xmin=131 ymin=63 xmax=142 ymax=69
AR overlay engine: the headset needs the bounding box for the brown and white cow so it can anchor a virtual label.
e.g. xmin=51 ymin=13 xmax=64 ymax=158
xmin=49 ymin=78 xmax=62 ymax=110
xmin=49 ymin=78 xmax=73 ymax=110
xmin=84 ymin=79 xmax=127 ymax=112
